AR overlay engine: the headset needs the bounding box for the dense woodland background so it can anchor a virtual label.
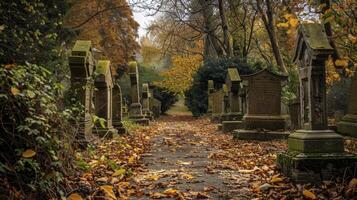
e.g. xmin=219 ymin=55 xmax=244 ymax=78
xmin=0 ymin=0 xmax=356 ymax=199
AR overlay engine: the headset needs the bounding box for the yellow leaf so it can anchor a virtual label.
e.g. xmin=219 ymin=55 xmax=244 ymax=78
xmin=303 ymin=189 xmax=317 ymax=200
xmin=22 ymin=149 xmax=36 ymax=158
xmin=148 ymin=174 xmax=160 ymax=181
xmin=163 ymin=188 xmax=179 ymax=197
xmin=67 ymin=193 xmax=83 ymax=200
xmin=277 ymin=22 xmax=289 ymax=29
xmin=335 ymin=59 xmax=349 ymax=68
xmin=270 ymin=176 xmax=283 ymax=183
xmin=11 ymin=87 xmax=20 ymax=95
xmin=181 ymin=173 xmax=194 ymax=180
xmin=112 ymin=168 xmax=126 ymax=177
xmin=100 ymin=185 xmax=116 ymax=200
xmin=128 ymin=156 xmax=135 ymax=164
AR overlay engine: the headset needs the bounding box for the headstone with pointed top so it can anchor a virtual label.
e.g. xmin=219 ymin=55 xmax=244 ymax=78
xmin=277 ymin=23 xmax=357 ymax=183
xmin=68 ymin=40 xmax=95 ymax=147
xmin=128 ymin=61 xmax=149 ymax=125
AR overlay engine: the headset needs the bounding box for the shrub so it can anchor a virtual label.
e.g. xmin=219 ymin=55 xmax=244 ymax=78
xmin=0 ymin=63 xmax=75 ymax=199
xmin=152 ymin=87 xmax=178 ymax=114
xmin=327 ymin=77 xmax=351 ymax=116
xmin=185 ymin=58 xmax=263 ymax=117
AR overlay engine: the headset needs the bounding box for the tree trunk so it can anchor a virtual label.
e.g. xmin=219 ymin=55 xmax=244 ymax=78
xmin=218 ymin=0 xmax=233 ymax=57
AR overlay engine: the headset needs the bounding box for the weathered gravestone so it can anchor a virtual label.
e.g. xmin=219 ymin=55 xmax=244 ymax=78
xmin=277 ymin=23 xmax=357 ymax=183
xmin=338 ymin=73 xmax=357 ymax=137
xmin=218 ymin=84 xmax=229 ymax=130
xmin=222 ymin=68 xmax=244 ymax=133
xmin=112 ymin=83 xmax=126 ymax=134
xmin=149 ymin=84 xmax=161 ymax=119
xmin=233 ymin=68 xmax=289 ymax=140
xmin=288 ymin=98 xmax=301 ymax=130
xmin=128 ymin=61 xmax=149 ymax=125
xmin=142 ymin=83 xmax=153 ymax=120
xmin=93 ymin=60 xmax=117 ymax=137
xmin=68 ymin=40 xmax=95 ymax=146
xmin=207 ymin=80 xmax=214 ymax=114
xmin=211 ymin=83 xmax=224 ymax=123
xmin=239 ymin=82 xmax=247 ymax=115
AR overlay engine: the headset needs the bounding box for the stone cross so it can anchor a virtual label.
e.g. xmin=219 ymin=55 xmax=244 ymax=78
xmin=142 ymin=83 xmax=153 ymax=120
xmin=207 ymin=80 xmax=214 ymax=113
xmin=94 ymin=60 xmax=117 ymax=137
xmin=277 ymin=23 xmax=357 ymax=183
xmin=338 ymin=72 xmax=357 ymax=137
xmin=112 ymin=83 xmax=126 ymax=134
xmin=68 ymin=40 xmax=95 ymax=145
xmin=128 ymin=61 xmax=149 ymax=125
xmin=242 ymin=68 xmax=288 ymax=130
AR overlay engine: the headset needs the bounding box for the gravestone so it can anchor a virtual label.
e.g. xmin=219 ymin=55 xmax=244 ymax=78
xmin=68 ymin=40 xmax=95 ymax=146
xmin=277 ymin=23 xmax=357 ymax=183
xmin=211 ymin=87 xmax=224 ymax=123
xmin=239 ymin=82 xmax=248 ymax=115
xmin=128 ymin=61 xmax=149 ymax=125
xmin=112 ymin=83 xmax=126 ymax=134
xmin=288 ymin=98 xmax=301 ymax=130
xmin=338 ymin=73 xmax=357 ymax=137
xmin=218 ymin=84 xmax=229 ymax=130
xmin=93 ymin=60 xmax=117 ymax=137
xmin=207 ymin=80 xmax=214 ymax=114
xmin=122 ymin=101 xmax=129 ymax=118
xmin=222 ymin=68 xmax=244 ymax=133
xmin=148 ymin=84 xmax=161 ymax=119
xmin=142 ymin=83 xmax=153 ymax=120
xmin=233 ymin=68 xmax=289 ymax=140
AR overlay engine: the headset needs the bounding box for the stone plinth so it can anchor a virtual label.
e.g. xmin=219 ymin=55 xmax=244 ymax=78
xmin=277 ymin=23 xmax=357 ymax=183
xmin=338 ymin=74 xmax=357 ymax=137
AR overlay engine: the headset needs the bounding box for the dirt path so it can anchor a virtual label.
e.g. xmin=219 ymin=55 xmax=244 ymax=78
xmin=130 ymin=116 xmax=255 ymax=199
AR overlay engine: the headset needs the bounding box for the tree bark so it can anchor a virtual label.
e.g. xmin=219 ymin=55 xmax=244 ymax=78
xmin=218 ymin=0 xmax=233 ymax=58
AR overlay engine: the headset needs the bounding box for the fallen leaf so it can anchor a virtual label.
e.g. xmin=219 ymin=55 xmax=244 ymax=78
xmin=67 ymin=193 xmax=83 ymax=200
xmin=148 ymin=174 xmax=160 ymax=181
xmin=163 ymin=188 xmax=179 ymax=197
xmin=271 ymin=176 xmax=283 ymax=183
xmin=181 ymin=173 xmax=194 ymax=180
xmin=100 ymin=185 xmax=116 ymax=200
xmin=259 ymin=183 xmax=274 ymax=191
xmin=112 ymin=168 xmax=126 ymax=177
xmin=11 ymin=87 xmax=20 ymax=96
xmin=22 ymin=149 xmax=36 ymax=158
xmin=149 ymin=192 xmax=167 ymax=199
xmin=348 ymin=178 xmax=357 ymax=189
xmin=303 ymin=189 xmax=317 ymax=200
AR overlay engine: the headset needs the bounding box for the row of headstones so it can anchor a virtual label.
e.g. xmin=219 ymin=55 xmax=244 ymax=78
xmin=68 ymin=40 xmax=161 ymax=145
xmin=208 ymin=23 xmax=357 ymax=183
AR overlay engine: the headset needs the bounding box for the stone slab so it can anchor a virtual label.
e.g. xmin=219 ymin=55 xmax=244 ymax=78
xmin=277 ymin=152 xmax=357 ymax=183
xmin=222 ymin=121 xmax=243 ymax=133
xmin=244 ymin=115 xmax=286 ymax=131
xmin=338 ymin=114 xmax=357 ymax=138
xmin=233 ymin=129 xmax=290 ymax=140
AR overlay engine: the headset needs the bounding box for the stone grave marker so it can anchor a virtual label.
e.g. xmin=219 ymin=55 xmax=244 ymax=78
xmin=207 ymin=80 xmax=214 ymax=114
xmin=149 ymin=84 xmax=161 ymax=119
xmin=222 ymin=68 xmax=244 ymax=133
xmin=233 ymin=68 xmax=289 ymax=140
xmin=218 ymin=84 xmax=229 ymax=130
xmin=112 ymin=83 xmax=126 ymax=134
xmin=142 ymin=83 xmax=153 ymax=120
xmin=288 ymin=98 xmax=301 ymax=130
xmin=68 ymin=40 xmax=95 ymax=146
xmin=338 ymin=72 xmax=357 ymax=137
xmin=211 ymin=85 xmax=224 ymax=123
xmin=277 ymin=23 xmax=357 ymax=183
xmin=93 ymin=60 xmax=117 ymax=137
xmin=128 ymin=61 xmax=149 ymax=125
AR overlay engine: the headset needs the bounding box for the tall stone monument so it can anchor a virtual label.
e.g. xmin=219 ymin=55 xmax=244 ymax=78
xmin=93 ymin=60 xmax=117 ymax=137
xmin=277 ymin=23 xmax=357 ymax=183
xmin=222 ymin=68 xmax=244 ymax=132
xmin=233 ymin=68 xmax=289 ymax=140
xmin=338 ymin=73 xmax=357 ymax=137
xmin=142 ymin=83 xmax=153 ymax=120
xmin=68 ymin=40 xmax=95 ymax=146
xmin=207 ymin=80 xmax=214 ymax=114
xmin=128 ymin=61 xmax=149 ymax=125
xmin=112 ymin=83 xmax=126 ymax=134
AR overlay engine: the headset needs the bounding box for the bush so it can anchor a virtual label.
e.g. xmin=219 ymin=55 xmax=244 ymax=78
xmin=153 ymin=87 xmax=178 ymax=114
xmin=327 ymin=77 xmax=351 ymax=116
xmin=0 ymin=63 xmax=75 ymax=199
xmin=185 ymin=58 xmax=263 ymax=117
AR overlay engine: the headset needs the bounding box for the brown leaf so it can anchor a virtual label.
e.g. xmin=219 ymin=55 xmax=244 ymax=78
xmin=22 ymin=149 xmax=36 ymax=158
xmin=100 ymin=185 xmax=116 ymax=200
xmin=67 ymin=193 xmax=84 ymax=200
xmin=303 ymin=189 xmax=317 ymax=200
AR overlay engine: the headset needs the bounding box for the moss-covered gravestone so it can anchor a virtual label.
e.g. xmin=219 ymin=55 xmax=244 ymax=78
xmin=68 ymin=40 xmax=95 ymax=146
xmin=94 ymin=60 xmax=118 ymax=137
xmin=128 ymin=61 xmax=149 ymax=125
xmin=338 ymin=73 xmax=357 ymax=137
xmin=217 ymin=84 xmax=229 ymax=130
xmin=222 ymin=68 xmax=244 ymax=133
xmin=277 ymin=23 xmax=357 ymax=183
xmin=211 ymin=84 xmax=224 ymax=123
xmin=142 ymin=83 xmax=153 ymax=120
xmin=233 ymin=68 xmax=289 ymax=140
xmin=207 ymin=80 xmax=214 ymax=114
xmin=112 ymin=83 xmax=126 ymax=134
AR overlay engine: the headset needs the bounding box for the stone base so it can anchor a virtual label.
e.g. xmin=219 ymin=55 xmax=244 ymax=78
xmin=244 ymin=115 xmax=286 ymax=131
xmin=221 ymin=112 xmax=243 ymax=122
xmin=233 ymin=129 xmax=290 ymax=140
xmin=277 ymin=152 xmax=357 ymax=183
xmin=131 ymin=117 xmax=150 ymax=126
xmin=222 ymin=121 xmax=243 ymax=133
xmin=94 ymin=128 xmax=117 ymax=138
xmin=211 ymin=114 xmax=221 ymax=123
xmin=217 ymin=124 xmax=222 ymax=131
xmin=338 ymin=114 xmax=357 ymax=138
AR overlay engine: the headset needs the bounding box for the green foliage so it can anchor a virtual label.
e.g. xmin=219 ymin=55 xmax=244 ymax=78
xmin=327 ymin=77 xmax=351 ymax=116
xmin=153 ymin=87 xmax=178 ymax=114
xmin=0 ymin=63 xmax=75 ymax=198
xmin=185 ymin=58 xmax=263 ymax=117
